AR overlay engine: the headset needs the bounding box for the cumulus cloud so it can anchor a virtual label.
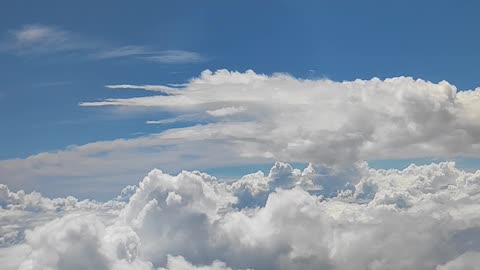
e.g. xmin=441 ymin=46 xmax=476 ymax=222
xmin=2 ymin=69 xmax=480 ymax=197
xmin=3 ymin=69 xmax=480 ymax=268
xmin=81 ymin=69 xmax=480 ymax=164
xmin=2 ymin=161 xmax=480 ymax=269
xmin=0 ymin=184 xmax=123 ymax=248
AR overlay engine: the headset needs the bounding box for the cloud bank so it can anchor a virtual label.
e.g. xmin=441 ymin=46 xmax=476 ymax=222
xmin=2 ymin=161 xmax=480 ymax=269
xmin=2 ymin=70 xmax=480 ymax=268
xmin=82 ymin=69 xmax=480 ymax=164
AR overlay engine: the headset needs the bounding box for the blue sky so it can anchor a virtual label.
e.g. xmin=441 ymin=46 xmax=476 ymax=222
xmin=1 ymin=0 xmax=480 ymax=198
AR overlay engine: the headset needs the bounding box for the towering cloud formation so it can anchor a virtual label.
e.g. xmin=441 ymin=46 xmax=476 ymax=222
xmin=82 ymin=70 xmax=480 ymax=164
xmin=2 ymin=161 xmax=480 ymax=269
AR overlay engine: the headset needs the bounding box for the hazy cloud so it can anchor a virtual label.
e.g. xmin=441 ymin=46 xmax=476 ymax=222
xmin=0 ymin=25 xmax=93 ymax=55
xmin=1 ymin=24 xmax=205 ymax=64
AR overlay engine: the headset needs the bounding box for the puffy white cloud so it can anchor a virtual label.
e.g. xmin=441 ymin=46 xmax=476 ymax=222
xmin=4 ymin=70 xmax=480 ymax=197
xmin=0 ymin=184 xmax=123 ymax=249
xmin=3 ymin=161 xmax=480 ymax=269
xmin=81 ymin=70 xmax=480 ymax=165
xmin=18 ymin=214 xmax=153 ymax=270
xmin=3 ymin=69 xmax=480 ymax=197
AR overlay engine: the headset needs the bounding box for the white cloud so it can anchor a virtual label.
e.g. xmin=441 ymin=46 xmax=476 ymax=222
xmin=81 ymin=69 xmax=480 ymax=165
xmin=0 ymin=133 xmax=270 ymax=197
xmin=1 ymin=25 xmax=91 ymax=55
xmin=105 ymin=84 xmax=180 ymax=93
xmin=2 ymin=161 xmax=480 ymax=269
xmin=96 ymin=47 xmax=205 ymax=64
xmin=94 ymin=45 xmax=150 ymax=59
xmin=1 ymin=25 xmax=205 ymax=64
xmin=207 ymin=106 xmax=246 ymax=117
xmin=0 ymin=183 xmax=123 ymax=248
xmin=145 ymin=119 xmax=179 ymax=125
xmin=2 ymin=70 xmax=480 ymax=197
xmin=142 ymin=50 xmax=205 ymax=64
xmin=2 ymin=70 xmax=480 ymax=268
xmin=14 ymin=25 xmax=64 ymax=43
xmin=159 ymin=255 xmax=243 ymax=270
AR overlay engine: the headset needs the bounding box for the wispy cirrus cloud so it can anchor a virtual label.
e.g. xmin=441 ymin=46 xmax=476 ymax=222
xmin=93 ymin=45 xmax=150 ymax=59
xmin=105 ymin=84 xmax=181 ymax=94
xmin=1 ymin=24 xmax=206 ymax=64
xmin=96 ymin=47 xmax=205 ymax=64
xmin=0 ymin=24 xmax=94 ymax=55
xmin=141 ymin=50 xmax=205 ymax=64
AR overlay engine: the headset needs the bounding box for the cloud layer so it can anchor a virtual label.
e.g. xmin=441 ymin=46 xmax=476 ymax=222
xmin=2 ymin=70 xmax=480 ymax=268
xmin=2 ymin=161 xmax=480 ymax=269
xmin=2 ymin=70 xmax=480 ymax=197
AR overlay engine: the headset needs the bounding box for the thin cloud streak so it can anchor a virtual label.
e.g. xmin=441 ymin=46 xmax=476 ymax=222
xmin=141 ymin=50 xmax=206 ymax=64
xmin=1 ymin=24 xmax=206 ymax=64
xmin=105 ymin=84 xmax=181 ymax=93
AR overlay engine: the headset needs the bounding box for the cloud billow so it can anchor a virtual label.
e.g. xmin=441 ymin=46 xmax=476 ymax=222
xmin=1 ymin=161 xmax=480 ymax=269
xmin=2 ymin=69 xmax=480 ymax=269
xmin=1 ymin=69 xmax=480 ymax=197
xmin=82 ymin=69 xmax=480 ymax=164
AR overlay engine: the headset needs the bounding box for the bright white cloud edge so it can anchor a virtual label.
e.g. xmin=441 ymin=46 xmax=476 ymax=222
xmin=80 ymin=69 xmax=480 ymax=164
